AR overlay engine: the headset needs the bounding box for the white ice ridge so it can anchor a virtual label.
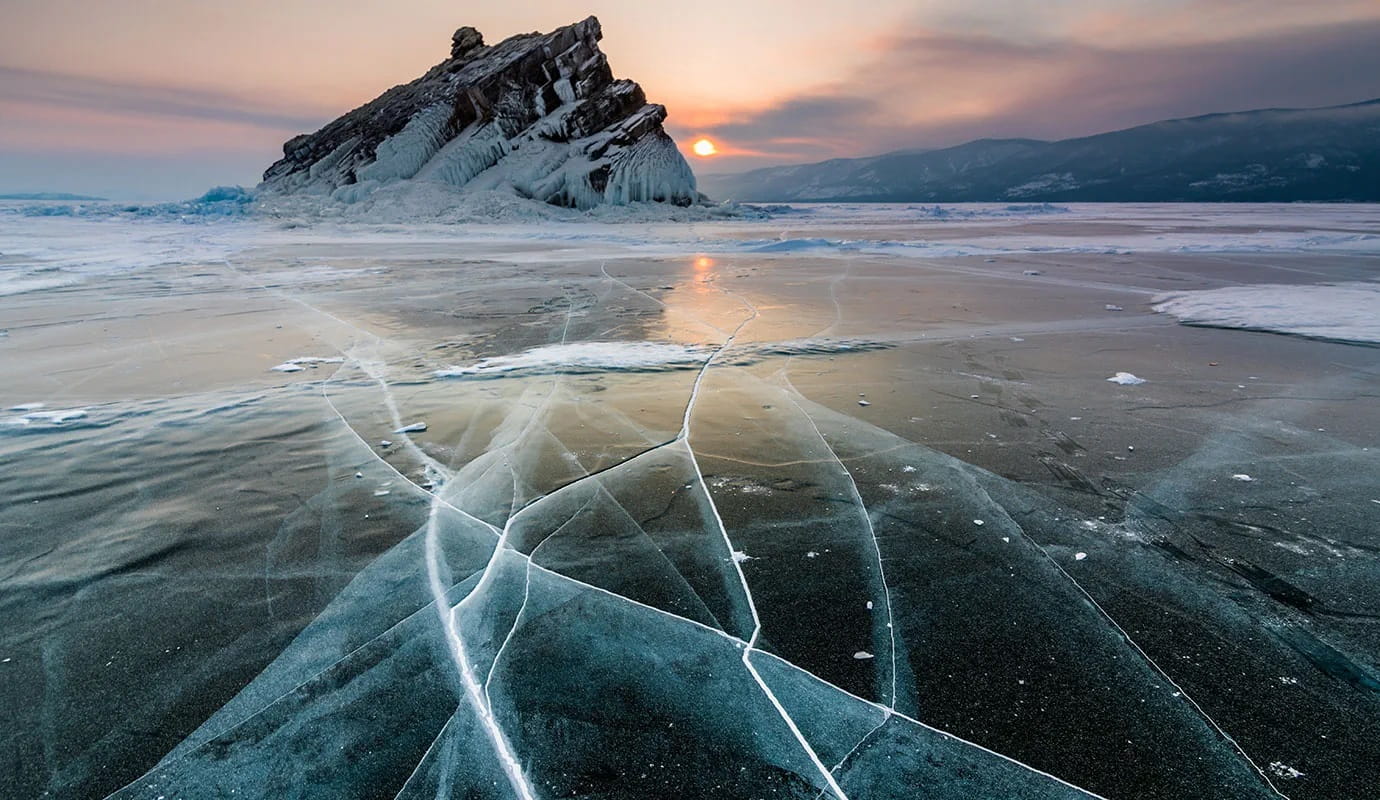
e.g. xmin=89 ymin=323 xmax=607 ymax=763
xmin=1153 ymin=282 xmax=1380 ymax=344
xmin=434 ymin=341 xmax=711 ymax=378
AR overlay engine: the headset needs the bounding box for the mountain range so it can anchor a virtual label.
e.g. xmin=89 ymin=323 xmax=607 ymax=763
xmin=701 ymin=99 xmax=1380 ymax=203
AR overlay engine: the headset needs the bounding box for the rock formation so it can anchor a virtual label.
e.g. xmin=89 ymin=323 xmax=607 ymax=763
xmin=260 ymin=17 xmax=697 ymax=208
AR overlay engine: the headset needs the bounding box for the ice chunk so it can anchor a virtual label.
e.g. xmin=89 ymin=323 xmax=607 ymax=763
xmin=1107 ymin=372 xmax=1146 ymax=385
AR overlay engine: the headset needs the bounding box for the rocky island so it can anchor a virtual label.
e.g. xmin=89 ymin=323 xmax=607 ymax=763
xmin=259 ymin=17 xmax=698 ymax=209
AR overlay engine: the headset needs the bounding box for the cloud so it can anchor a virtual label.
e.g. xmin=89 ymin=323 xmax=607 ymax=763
xmin=0 ymin=65 xmax=331 ymax=133
xmin=684 ymin=16 xmax=1380 ymax=168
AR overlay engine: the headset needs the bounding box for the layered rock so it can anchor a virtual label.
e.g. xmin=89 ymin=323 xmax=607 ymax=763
xmin=260 ymin=17 xmax=697 ymax=208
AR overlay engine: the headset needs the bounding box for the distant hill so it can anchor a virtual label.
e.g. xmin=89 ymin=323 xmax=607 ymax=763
xmin=701 ymin=99 xmax=1380 ymax=202
xmin=0 ymin=192 xmax=107 ymax=201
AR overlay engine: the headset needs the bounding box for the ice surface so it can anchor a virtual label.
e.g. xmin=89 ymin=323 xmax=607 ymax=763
xmin=1153 ymin=282 xmax=1380 ymax=344
xmin=5 ymin=202 xmax=1379 ymax=800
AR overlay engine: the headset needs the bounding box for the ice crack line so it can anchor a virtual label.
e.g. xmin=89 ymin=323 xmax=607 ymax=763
xmin=670 ymin=283 xmax=851 ymax=799
xmin=782 ymin=386 xmax=900 ymax=710
xmin=419 ymin=290 xmax=579 ymax=800
xmin=423 ymin=498 xmax=536 ymax=800
xmin=219 ymin=257 xmax=452 ymax=487
xmin=521 ymin=557 xmax=1105 ymax=799
xmin=611 ymin=258 xmax=851 ymax=798
xmin=974 ymin=483 xmax=1292 ymax=800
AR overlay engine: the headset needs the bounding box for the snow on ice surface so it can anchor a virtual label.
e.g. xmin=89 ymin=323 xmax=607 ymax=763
xmin=270 ymin=357 xmax=345 ymax=373
xmin=1153 ymin=282 xmax=1380 ymax=344
xmin=434 ymin=341 xmax=711 ymax=378
xmin=2 ymin=408 xmax=87 ymax=428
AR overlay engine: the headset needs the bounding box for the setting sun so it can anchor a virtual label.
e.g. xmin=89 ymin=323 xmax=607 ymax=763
xmin=691 ymin=138 xmax=718 ymax=157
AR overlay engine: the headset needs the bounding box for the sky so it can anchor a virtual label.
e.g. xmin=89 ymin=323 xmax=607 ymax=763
xmin=2 ymin=0 xmax=1379 ymax=199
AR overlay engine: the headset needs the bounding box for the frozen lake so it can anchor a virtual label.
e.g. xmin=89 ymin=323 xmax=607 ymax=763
xmin=2 ymin=202 xmax=1379 ymax=799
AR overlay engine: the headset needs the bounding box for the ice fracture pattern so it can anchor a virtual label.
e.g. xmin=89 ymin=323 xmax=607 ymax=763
xmin=4 ymin=205 xmax=1379 ymax=800
xmin=83 ymin=263 xmax=1273 ymax=800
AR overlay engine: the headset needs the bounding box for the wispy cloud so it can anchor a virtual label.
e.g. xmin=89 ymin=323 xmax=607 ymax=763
xmin=0 ymin=65 xmax=331 ymax=134
xmin=681 ymin=17 xmax=1380 ymax=169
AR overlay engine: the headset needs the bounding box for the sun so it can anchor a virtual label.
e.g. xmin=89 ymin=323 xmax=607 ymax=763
xmin=691 ymin=138 xmax=718 ymax=157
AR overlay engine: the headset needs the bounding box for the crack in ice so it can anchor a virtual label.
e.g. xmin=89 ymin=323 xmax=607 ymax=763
xmin=970 ymin=481 xmax=1294 ymax=800
xmin=781 ymin=383 xmax=900 ymax=710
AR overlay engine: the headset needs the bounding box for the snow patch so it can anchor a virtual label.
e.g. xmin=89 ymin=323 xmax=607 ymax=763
xmin=1107 ymin=372 xmax=1146 ymax=385
xmin=435 ymin=341 xmax=710 ymax=379
xmin=3 ymin=408 xmax=88 ymax=428
xmin=1153 ymin=282 xmax=1380 ymax=344
xmin=271 ymin=356 xmax=345 ymax=373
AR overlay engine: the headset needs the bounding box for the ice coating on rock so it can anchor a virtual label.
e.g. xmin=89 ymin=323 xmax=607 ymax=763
xmin=259 ymin=17 xmax=698 ymax=209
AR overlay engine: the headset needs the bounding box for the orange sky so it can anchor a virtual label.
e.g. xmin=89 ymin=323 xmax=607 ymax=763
xmin=3 ymin=0 xmax=1379 ymax=198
